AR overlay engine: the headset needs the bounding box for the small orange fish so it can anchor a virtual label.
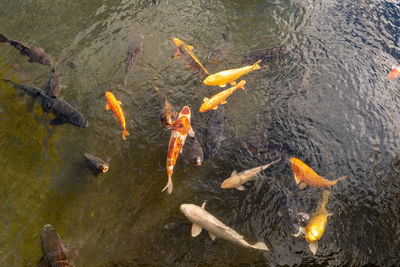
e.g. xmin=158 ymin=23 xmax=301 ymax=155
xmin=290 ymin=158 xmax=347 ymax=189
xmin=388 ymin=65 xmax=400 ymax=79
xmin=105 ymin=91 xmax=129 ymax=140
xmin=199 ymin=80 xmax=246 ymax=112
xmin=203 ymin=60 xmax=261 ymax=87
xmin=172 ymin=38 xmax=209 ymax=77
xmin=163 ymin=106 xmax=194 ymax=194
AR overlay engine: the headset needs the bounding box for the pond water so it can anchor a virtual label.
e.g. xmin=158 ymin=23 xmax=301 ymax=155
xmin=0 ymin=0 xmax=399 ymax=266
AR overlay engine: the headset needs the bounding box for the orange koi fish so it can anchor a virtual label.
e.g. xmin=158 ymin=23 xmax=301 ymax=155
xmin=290 ymin=158 xmax=347 ymax=189
xmin=163 ymin=106 xmax=195 ymax=194
xmin=388 ymin=65 xmax=400 ymax=79
xmin=199 ymin=80 xmax=246 ymax=112
xmin=105 ymin=91 xmax=129 ymax=140
xmin=203 ymin=60 xmax=261 ymax=87
xmin=172 ymin=38 xmax=209 ymax=77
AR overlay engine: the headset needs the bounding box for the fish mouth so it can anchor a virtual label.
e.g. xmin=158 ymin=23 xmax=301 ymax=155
xmin=181 ymin=106 xmax=191 ymax=115
xmin=102 ymin=166 xmax=109 ymax=173
xmin=172 ymin=38 xmax=183 ymax=48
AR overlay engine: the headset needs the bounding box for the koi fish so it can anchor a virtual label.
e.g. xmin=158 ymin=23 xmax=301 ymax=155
xmin=182 ymin=134 xmax=204 ymax=167
xmin=84 ymin=153 xmax=109 ymax=175
xmin=154 ymin=86 xmax=178 ymax=129
xmin=180 ymin=202 xmax=268 ymax=251
xmin=207 ymin=26 xmax=230 ymax=64
xmin=290 ymin=158 xmax=347 ymax=189
xmin=105 ymin=91 xmax=129 ymax=140
xmin=163 ymin=106 xmax=194 ymax=194
xmin=221 ymin=158 xmax=280 ymax=190
xmin=388 ymin=65 xmax=400 ymax=79
xmin=199 ymin=80 xmax=246 ymax=112
xmin=241 ymin=45 xmax=288 ymax=66
xmin=172 ymin=38 xmax=209 ymax=77
xmin=44 ymin=52 xmax=75 ymax=98
xmin=124 ymin=35 xmax=143 ymax=87
xmin=203 ymin=106 xmax=225 ymax=158
xmin=295 ymin=190 xmax=332 ymax=255
xmin=0 ymin=32 xmax=53 ymax=66
xmin=203 ymin=60 xmax=261 ymax=87
xmin=279 ymin=187 xmax=309 ymax=235
xmin=38 ymin=224 xmax=77 ymax=267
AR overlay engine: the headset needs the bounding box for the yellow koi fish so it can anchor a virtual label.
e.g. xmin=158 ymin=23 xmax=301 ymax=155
xmin=199 ymin=80 xmax=246 ymax=112
xmin=203 ymin=60 xmax=261 ymax=87
xmin=172 ymin=38 xmax=209 ymax=77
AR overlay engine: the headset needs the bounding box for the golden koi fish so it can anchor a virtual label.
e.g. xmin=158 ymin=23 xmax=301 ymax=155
xmin=199 ymin=80 xmax=246 ymax=112
xmin=105 ymin=91 xmax=129 ymax=140
xmin=172 ymin=38 xmax=209 ymax=77
xmin=203 ymin=60 xmax=261 ymax=87
xmin=163 ymin=106 xmax=195 ymax=194
xmin=296 ymin=190 xmax=332 ymax=255
xmin=290 ymin=158 xmax=347 ymax=189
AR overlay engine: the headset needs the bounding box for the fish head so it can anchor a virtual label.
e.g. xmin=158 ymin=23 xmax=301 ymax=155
xmin=220 ymin=178 xmax=235 ymax=189
xmin=172 ymin=38 xmax=184 ymax=49
xmin=41 ymin=224 xmax=65 ymax=254
xmin=180 ymin=203 xmax=201 ymax=220
xmin=180 ymin=106 xmax=191 ymax=116
xmin=203 ymin=75 xmax=217 ymax=86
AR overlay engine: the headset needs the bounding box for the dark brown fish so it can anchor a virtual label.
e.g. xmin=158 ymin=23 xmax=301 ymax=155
xmin=241 ymin=45 xmax=288 ymax=66
xmin=0 ymin=32 xmax=53 ymax=66
xmin=38 ymin=224 xmax=77 ymax=267
xmin=44 ymin=53 xmax=75 ymax=98
xmin=124 ymin=35 xmax=143 ymax=87
xmin=207 ymin=26 xmax=230 ymax=64
xmin=84 ymin=153 xmax=109 ymax=175
xmin=154 ymin=86 xmax=178 ymax=129
xmin=182 ymin=134 xmax=204 ymax=166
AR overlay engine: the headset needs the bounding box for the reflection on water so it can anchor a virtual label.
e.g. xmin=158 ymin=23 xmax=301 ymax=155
xmin=0 ymin=0 xmax=399 ymax=265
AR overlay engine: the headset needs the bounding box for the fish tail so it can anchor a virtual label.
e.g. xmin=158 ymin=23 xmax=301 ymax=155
xmin=332 ymin=175 xmax=347 ymax=185
xmin=251 ymin=241 xmax=268 ymax=251
xmin=253 ymin=60 xmax=262 ymax=70
xmin=0 ymin=33 xmax=8 ymax=42
xmin=123 ymin=75 xmax=128 ymax=87
xmin=122 ymin=130 xmax=129 ymax=140
xmin=321 ymin=190 xmax=331 ymax=206
xmin=162 ymin=175 xmax=173 ymax=194
xmin=237 ymin=80 xmax=246 ymax=90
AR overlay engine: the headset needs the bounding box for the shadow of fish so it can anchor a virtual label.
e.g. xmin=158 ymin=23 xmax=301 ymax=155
xmin=203 ymin=106 xmax=225 ymax=159
xmin=44 ymin=52 xmax=75 ymax=98
xmin=241 ymin=45 xmax=290 ymax=66
xmin=0 ymin=32 xmax=53 ymax=66
xmin=207 ymin=26 xmax=231 ymax=64
xmin=2 ymin=79 xmax=45 ymax=99
xmin=38 ymin=224 xmax=77 ymax=267
xmin=182 ymin=134 xmax=204 ymax=166
xmin=124 ymin=35 xmax=143 ymax=87
xmin=84 ymin=153 xmax=109 ymax=175
xmin=39 ymin=94 xmax=89 ymax=128
xmin=164 ymin=221 xmax=192 ymax=236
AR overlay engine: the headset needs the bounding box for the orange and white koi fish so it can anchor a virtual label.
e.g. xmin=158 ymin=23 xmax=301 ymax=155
xmin=388 ymin=65 xmax=400 ymax=79
xmin=163 ymin=106 xmax=195 ymax=194
xmin=199 ymin=80 xmax=246 ymax=112
xmin=105 ymin=91 xmax=129 ymax=140
xmin=294 ymin=190 xmax=332 ymax=255
xmin=172 ymin=38 xmax=209 ymax=77
xmin=203 ymin=60 xmax=261 ymax=87
xmin=290 ymin=158 xmax=347 ymax=189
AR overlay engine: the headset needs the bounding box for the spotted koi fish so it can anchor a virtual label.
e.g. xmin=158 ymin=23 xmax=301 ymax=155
xmin=163 ymin=106 xmax=195 ymax=194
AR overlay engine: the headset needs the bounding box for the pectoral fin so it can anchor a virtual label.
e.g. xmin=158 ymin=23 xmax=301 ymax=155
xmin=221 ymin=101 xmax=227 ymax=104
xmin=230 ymin=81 xmax=236 ymax=86
xmin=50 ymin=117 xmax=65 ymax=126
xmin=188 ymin=127 xmax=195 ymax=137
xmin=293 ymin=227 xmax=304 ymax=237
xmin=187 ymin=45 xmax=194 ymax=50
xmin=203 ymin=97 xmax=209 ymax=102
xmin=191 ymin=223 xmax=203 ymax=237
xmin=231 ymin=170 xmax=237 ymax=177
xmin=212 ymin=106 xmax=218 ymax=110
xmin=219 ymin=84 xmax=226 ymax=88
xmin=294 ymin=173 xmax=300 ymax=184
xmin=208 ymin=232 xmax=216 ymax=241
xmin=299 ymin=182 xmax=308 ymax=190
xmin=117 ymin=100 xmax=121 ymax=105
xmin=328 ymin=212 xmax=333 ymax=217
xmin=236 ymin=185 xmax=245 ymax=191
xmin=106 ymin=104 xmax=111 ymax=110
xmin=201 ymin=201 xmax=206 ymax=209
xmin=309 ymin=241 xmax=318 ymax=255
xmin=174 ymin=50 xmax=181 ymax=59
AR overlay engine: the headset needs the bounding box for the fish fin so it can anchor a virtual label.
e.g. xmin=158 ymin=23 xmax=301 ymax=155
xmin=309 ymin=241 xmax=318 ymax=255
xmin=293 ymin=173 xmax=300 ymax=184
xmin=297 ymin=212 xmax=310 ymax=222
xmin=293 ymin=227 xmax=304 ymax=237
xmin=212 ymin=106 xmax=218 ymax=110
xmin=219 ymin=84 xmax=227 ymax=88
xmin=299 ymin=182 xmax=308 ymax=190
xmin=174 ymin=50 xmax=181 ymax=59
xmin=236 ymin=185 xmax=245 ymax=191
xmin=65 ymin=244 xmax=79 ymax=259
xmin=231 ymin=170 xmax=237 ymax=176
xmin=50 ymin=117 xmax=65 ymax=126
xmin=188 ymin=127 xmax=195 ymax=137
xmin=238 ymin=80 xmax=246 ymax=90
xmin=191 ymin=223 xmax=203 ymax=237
xmin=230 ymin=81 xmax=236 ymax=86
xmin=203 ymin=97 xmax=209 ymax=102
xmin=187 ymin=45 xmax=194 ymax=50
xmin=161 ymin=176 xmax=173 ymax=194
xmin=0 ymin=33 xmax=8 ymax=42
xmin=208 ymin=232 xmax=216 ymax=241
xmin=122 ymin=130 xmax=129 ymax=140
xmin=201 ymin=201 xmax=206 ymax=209
xmin=334 ymin=175 xmax=348 ymax=183
xmin=252 ymin=242 xmax=268 ymax=251
xmin=221 ymin=101 xmax=227 ymax=104
xmin=253 ymin=60 xmax=262 ymax=70
xmin=328 ymin=212 xmax=333 ymax=217
xmin=106 ymin=104 xmax=111 ymax=110
xmin=117 ymin=100 xmax=122 ymax=105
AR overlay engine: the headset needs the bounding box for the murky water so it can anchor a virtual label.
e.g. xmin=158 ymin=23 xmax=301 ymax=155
xmin=0 ymin=0 xmax=399 ymax=265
